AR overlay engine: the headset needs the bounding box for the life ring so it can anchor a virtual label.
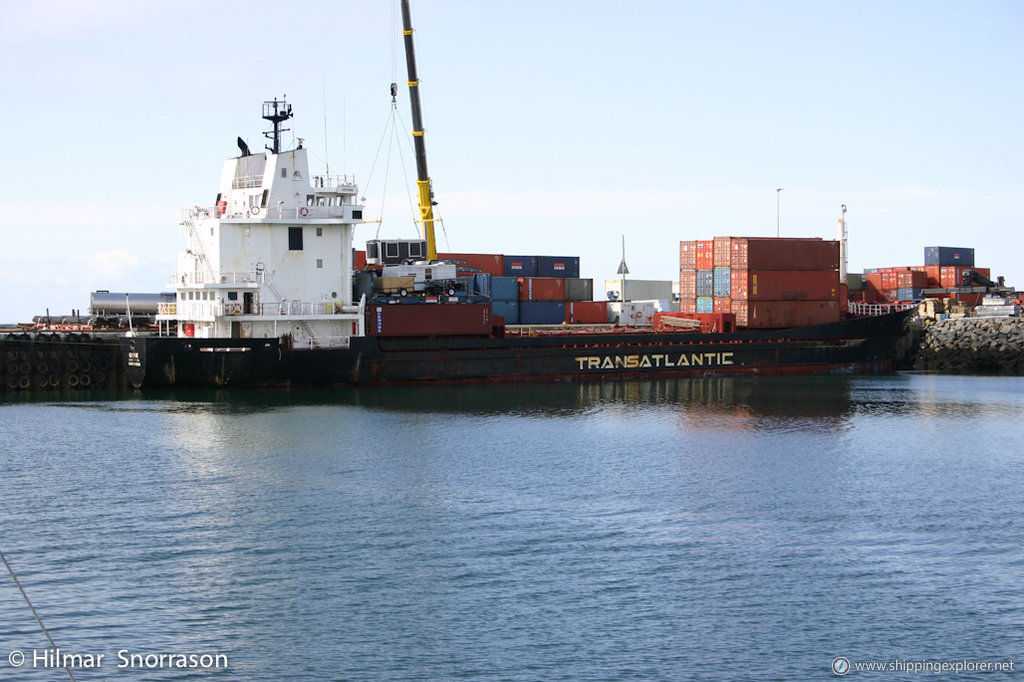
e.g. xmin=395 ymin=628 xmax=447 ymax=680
xmin=299 ymin=207 xmax=309 ymax=217
xmin=249 ymin=206 xmax=261 ymax=216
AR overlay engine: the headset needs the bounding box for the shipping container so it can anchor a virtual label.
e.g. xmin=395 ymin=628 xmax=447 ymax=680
xmin=925 ymin=246 xmax=974 ymax=267
xmin=714 ymin=296 xmax=732 ymax=313
xmin=538 ymin=256 xmax=580 ymax=278
xmin=897 ymin=287 xmax=925 ymax=301
xmin=518 ymin=277 xmax=566 ymax=301
xmin=730 ymin=237 xmax=839 ymax=271
xmin=696 ymin=296 xmax=714 ymax=313
xmin=896 ymin=270 xmax=927 ymax=289
xmin=491 ymin=300 xmax=519 ymax=324
xmin=713 ymin=237 xmax=733 ymax=267
xmin=696 ymin=270 xmax=714 ymax=297
xmin=565 ymin=301 xmax=608 ymax=324
xmin=679 ymin=269 xmax=696 ymax=298
xmin=564 ymin=278 xmax=594 ymax=302
xmin=471 ymin=273 xmax=492 ymax=297
xmin=924 ymin=265 xmax=942 ymax=287
xmin=731 ymin=270 xmax=839 ymax=301
xmin=679 ymin=297 xmax=696 ymax=314
xmin=713 ymin=267 xmax=731 ymax=297
xmin=604 ymin=279 xmax=673 ymax=302
xmin=438 ymin=252 xmax=505 ymax=277
xmin=354 ymin=249 xmax=367 ymax=270
xmin=518 ymin=301 xmax=566 ymax=324
xmin=491 ymin=276 xmax=519 ymax=302
xmin=846 ymin=273 xmax=864 ymax=290
xmin=696 ymin=240 xmax=715 ymax=270
xmin=732 ymin=300 xmax=841 ymax=329
xmin=366 ymin=303 xmax=492 ymax=337
xmin=503 ymin=255 xmax=538 ymax=277
xmin=680 ymin=241 xmax=697 ymax=269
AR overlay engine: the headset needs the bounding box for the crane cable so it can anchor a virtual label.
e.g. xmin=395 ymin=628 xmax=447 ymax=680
xmin=1 ymin=547 xmax=77 ymax=681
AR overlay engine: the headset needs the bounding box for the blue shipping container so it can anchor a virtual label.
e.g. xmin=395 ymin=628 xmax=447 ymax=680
xmin=897 ymin=287 xmax=925 ymax=301
xmin=924 ymin=246 xmax=974 ymax=267
xmin=696 ymin=296 xmax=714 ymax=313
xmin=696 ymin=270 xmax=714 ymax=297
xmin=503 ymin=255 xmax=539 ymax=277
xmin=713 ymin=267 xmax=731 ymax=297
xmin=538 ymin=256 xmax=580 ymax=278
xmin=519 ymin=301 xmax=565 ymax=324
xmin=491 ymin=276 xmax=519 ymax=301
xmin=472 ymin=273 xmax=492 ymax=297
xmin=491 ymin=300 xmax=519 ymax=324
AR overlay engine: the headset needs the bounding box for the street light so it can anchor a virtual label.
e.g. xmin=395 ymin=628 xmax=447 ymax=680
xmin=776 ymin=188 xmax=784 ymax=237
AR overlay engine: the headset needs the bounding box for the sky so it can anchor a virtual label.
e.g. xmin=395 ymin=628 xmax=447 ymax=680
xmin=1 ymin=0 xmax=1021 ymax=322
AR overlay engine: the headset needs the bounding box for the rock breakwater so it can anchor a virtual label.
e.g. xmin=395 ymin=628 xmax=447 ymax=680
xmin=907 ymin=317 xmax=1024 ymax=374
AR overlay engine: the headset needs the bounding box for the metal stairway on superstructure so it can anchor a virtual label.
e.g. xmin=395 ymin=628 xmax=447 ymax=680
xmin=259 ymin=267 xmax=322 ymax=348
xmin=182 ymin=216 xmax=216 ymax=284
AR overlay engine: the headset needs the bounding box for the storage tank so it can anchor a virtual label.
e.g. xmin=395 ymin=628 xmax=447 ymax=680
xmin=90 ymin=291 xmax=175 ymax=315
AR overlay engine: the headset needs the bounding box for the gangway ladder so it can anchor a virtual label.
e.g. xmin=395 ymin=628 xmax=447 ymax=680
xmin=259 ymin=266 xmax=323 ymax=348
xmin=182 ymin=216 xmax=216 ymax=284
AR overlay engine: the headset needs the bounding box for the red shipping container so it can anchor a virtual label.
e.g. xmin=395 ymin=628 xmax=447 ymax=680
xmin=696 ymin=240 xmax=715 ymax=270
xmin=713 ymin=237 xmax=732 ymax=267
xmin=730 ymin=270 xmax=839 ymax=301
xmin=714 ymin=296 xmax=732 ymax=313
xmin=680 ymin=241 xmax=697 ymax=269
xmin=732 ymin=300 xmax=841 ymax=329
xmin=896 ymin=270 xmax=927 ymax=289
xmin=730 ymin=238 xmax=839 ymax=271
xmin=437 ymin=252 xmax=505 ymax=277
xmin=354 ymin=250 xmax=367 ymax=270
xmin=518 ymin=276 xmax=565 ymax=301
xmin=565 ymin=301 xmax=608 ymax=324
xmin=679 ymin=298 xmax=696 ymax=314
xmin=940 ymin=266 xmax=964 ymax=287
xmin=366 ymin=303 xmax=491 ymax=337
xmin=679 ymin=269 xmax=696 ymax=298
xmin=924 ymin=265 xmax=942 ymax=287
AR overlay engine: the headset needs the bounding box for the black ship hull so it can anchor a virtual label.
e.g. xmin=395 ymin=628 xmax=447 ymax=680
xmin=120 ymin=311 xmax=911 ymax=389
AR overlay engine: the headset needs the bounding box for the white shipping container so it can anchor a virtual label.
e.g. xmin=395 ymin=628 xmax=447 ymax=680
xmin=607 ymin=299 xmax=673 ymax=326
xmin=604 ymin=278 xmax=674 ymax=302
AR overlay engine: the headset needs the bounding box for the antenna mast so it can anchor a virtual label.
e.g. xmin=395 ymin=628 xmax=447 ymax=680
xmin=399 ymin=0 xmax=438 ymax=260
xmin=262 ymin=97 xmax=293 ymax=154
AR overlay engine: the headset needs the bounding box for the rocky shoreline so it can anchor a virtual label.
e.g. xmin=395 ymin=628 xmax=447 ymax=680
xmin=900 ymin=317 xmax=1024 ymax=375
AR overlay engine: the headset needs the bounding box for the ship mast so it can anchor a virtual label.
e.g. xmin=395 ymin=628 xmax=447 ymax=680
xmin=399 ymin=0 xmax=438 ymax=261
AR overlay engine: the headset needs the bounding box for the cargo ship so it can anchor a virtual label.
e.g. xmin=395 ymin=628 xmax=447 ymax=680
xmin=118 ymin=0 xmax=911 ymax=389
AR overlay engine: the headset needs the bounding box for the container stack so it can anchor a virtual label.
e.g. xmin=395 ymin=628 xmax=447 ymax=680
xmin=858 ymin=247 xmax=990 ymax=304
xmin=680 ymin=237 xmax=841 ymax=328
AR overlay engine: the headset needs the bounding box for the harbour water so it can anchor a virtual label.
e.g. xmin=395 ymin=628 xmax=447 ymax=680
xmin=1 ymin=373 xmax=1021 ymax=680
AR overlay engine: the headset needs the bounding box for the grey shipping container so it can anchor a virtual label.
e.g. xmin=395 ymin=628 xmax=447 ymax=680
xmin=897 ymin=287 xmax=925 ymax=301
xmin=564 ymin=278 xmax=594 ymax=301
xmin=538 ymin=256 xmax=580 ymax=278
xmin=696 ymin=270 xmax=714 ymax=297
xmin=924 ymin=246 xmax=974 ymax=267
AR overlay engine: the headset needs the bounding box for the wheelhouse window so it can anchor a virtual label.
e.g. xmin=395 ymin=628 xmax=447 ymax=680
xmin=289 ymin=227 xmax=303 ymax=251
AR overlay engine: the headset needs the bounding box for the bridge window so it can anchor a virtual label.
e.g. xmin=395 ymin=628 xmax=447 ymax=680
xmin=289 ymin=227 xmax=303 ymax=250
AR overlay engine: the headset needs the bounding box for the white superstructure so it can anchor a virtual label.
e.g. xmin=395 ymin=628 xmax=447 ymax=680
xmin=157 ymin=99 xmax=365 ymax=348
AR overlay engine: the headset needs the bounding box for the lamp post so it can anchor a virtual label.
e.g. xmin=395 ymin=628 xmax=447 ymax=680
xmin=776 ymin=188 xmax=783 ymax=237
